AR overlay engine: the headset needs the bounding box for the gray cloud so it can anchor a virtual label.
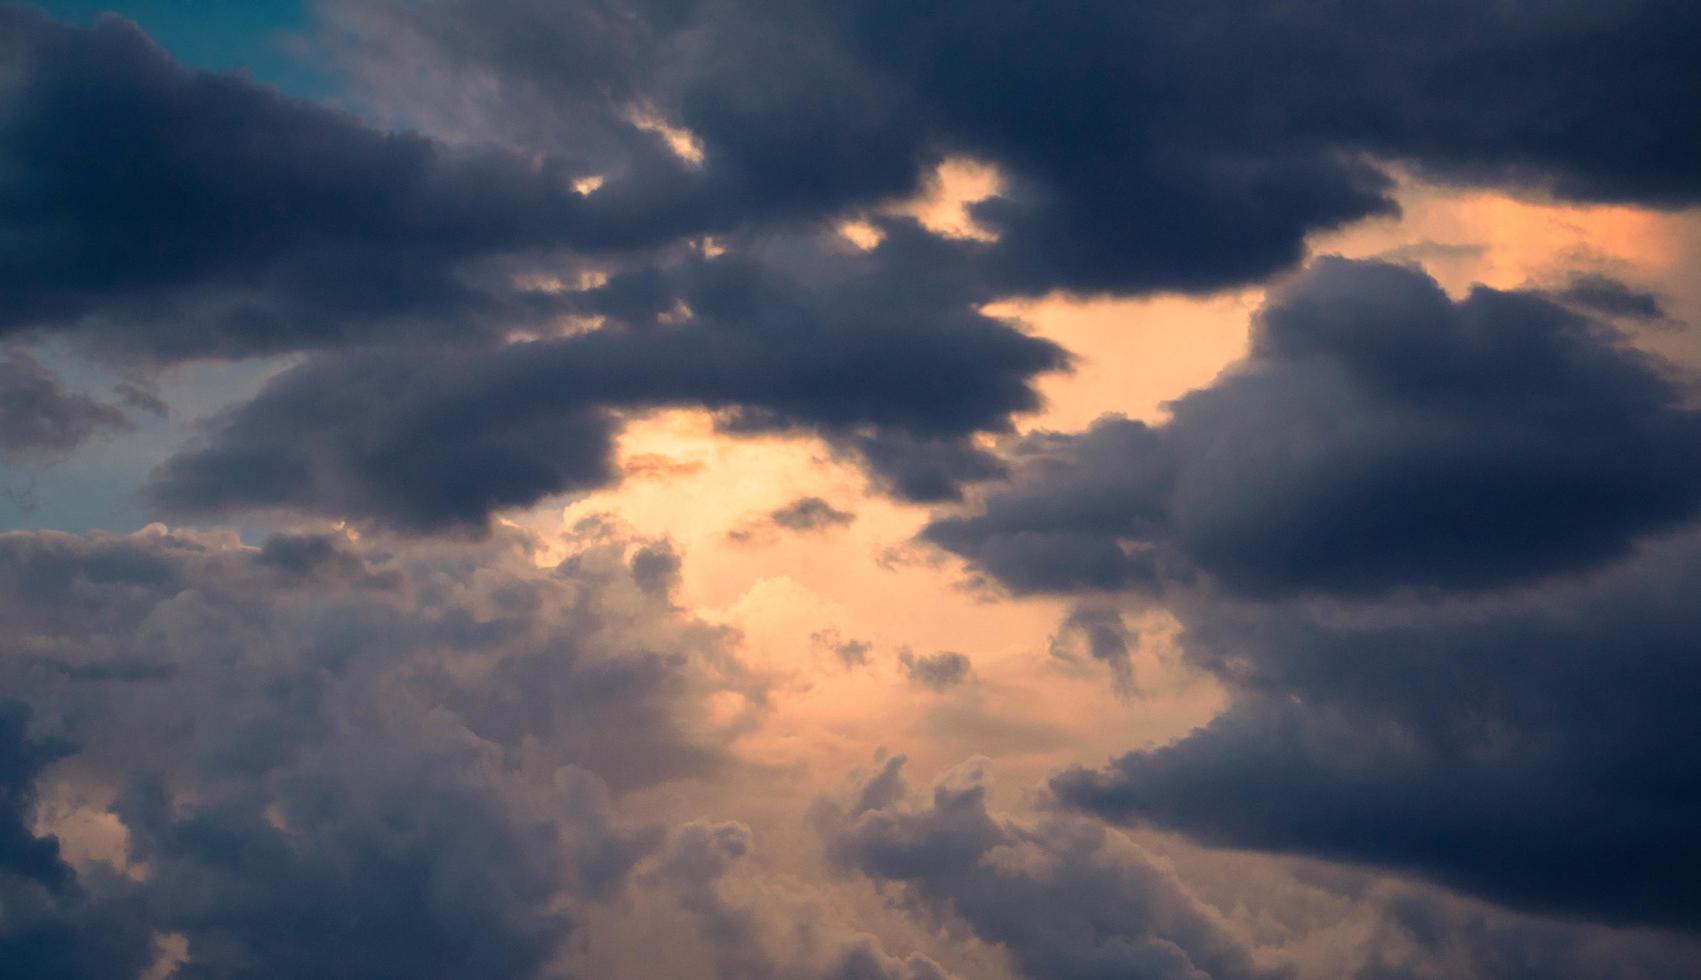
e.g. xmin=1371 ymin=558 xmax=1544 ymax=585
xmin=817 ymin=758 xmax=1284 ymax=980
xmin=0 ymin=522 xmax=758 ymax=973
xmin=0 ymin=350 xmax=128 ymax=459
xmin=334 ymin=0 xmax=1701 ymax=299
xmin=1053 ymin=532 xmax=1701 ymax=931
xmin=148 ymin=230 xmax=1066 ymax=532
xmin=1048 ymin=604 xmax=1137 ymax=694
xmin=0 ymin=9 xmax=613 ymax=363
xmin=928 ymin=258 xmax=1701 ymax=599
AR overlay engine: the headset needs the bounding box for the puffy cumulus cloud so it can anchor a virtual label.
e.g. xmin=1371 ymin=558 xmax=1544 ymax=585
xmin=0 ymin=9 xmax=626 ymax=362
xmin=1053 ymin=532 xmax=1701 ymax=931
xmin=928 ymin=257 xmax=1701 ymax=598
xmin=0 ymin=349 xmax=129 ymax=459
xmin=148 ymin=227 xmax=1067 ymax=532
xmin=332 ymin=0 xmax=1700 ymax=297
xmin=815 ymin=757 xmax=1284 ymax=980
xmin=0 ymin=520 xmax=760 ymax=975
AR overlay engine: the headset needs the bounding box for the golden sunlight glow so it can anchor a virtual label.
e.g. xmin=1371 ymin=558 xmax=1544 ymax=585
xmin=894 ymin=157 xmax=1004 ymax=240
xmin=627 ymin=108 xmax=706 ymax=166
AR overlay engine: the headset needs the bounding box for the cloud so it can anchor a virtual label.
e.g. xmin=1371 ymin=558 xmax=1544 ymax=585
xmin=0 ymin=9 xmax=609 ymax=362
xmin=6 ymin=3 xmax=1701 ymax=972
xmin=0 ymin=700 xmax=155 ymax=980
xmin=0 ymin=521 xmax=759 ymax=972
xmin=812 ymin=630 xmax=873 ymax=670
xmin=897 ymin=650 xmax=972 ymax=692
xmin=817 ymin=757 xmax=1283 ymax=980
xmin=1353 ymin=887 xmax=1701 ymax=980
xmin=148 ymin=230 xmax=1066 ymax=532
xmin=1052 ymin=531 xmax=1701 ymax=931
xmin=1554 ymin=273 xmax=1671 ymax=322
xmin=1047 ymin=604 xmax=1136 ymax=694
xmin=769 ymin=497 xmax=857 ymax=533
xmin=13 ymin=3 xmax=1696 ymax=534
xmin=0 ymin=350 xmax=128 ymax=459
xmin=928 ymin=257 xmax=1701 ymax=598
xmin=730 ymin=497 xmax=857 ymax=544
xmin=334 ymin=0 xmax=1701 ymax=298
xmin=915 ymin=255 xmax=1701 ymax=931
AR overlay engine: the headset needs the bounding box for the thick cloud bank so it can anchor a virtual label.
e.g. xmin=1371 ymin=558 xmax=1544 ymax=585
xmin=928 ymin=258 xmax=1701 ymax=598
xmin=924 ymin=259 xmax=1701 ymax=930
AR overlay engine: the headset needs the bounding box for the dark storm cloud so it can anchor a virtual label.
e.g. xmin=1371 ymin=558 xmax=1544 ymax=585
xmin=1354 ymin=888 xmax=1701 ymax=980
xmin=0 ymin=522 xmax=760 ymax=973
xmin=812 ymin=630 xmax=873 ymax=670
xmin=816 ymin=758 xmax=1283 ymax=980
xmin=9 ymin=1 xmax=1697 ymax=533
xmin=342 ymin=0 xmax=1701 ymax=298
xmin=1 ymin=0 xmax=1694 ymax=378
xmin=830 ymin=0 xmax=1701 ymax=293
xmin=928 ymin=258 xmax=1701 ymax=598
xmin=148 ymin=351 xmax=623 ymax=534
xmin=921 ymin=257 xmax=1701 ymax=930
xmin=1053 ymin=532 xmax=1701 ymax=931
xmin=0 ymin=8 xmax=600 ymax=361
xmin=0 ymin=349 xmax=128 ymax=458
xmin=149 ymin=231 xmax=1067 ymax=532
xmin=730 ymin=497 xmax=857 ymax=543
xmin=647 ymin=816 xmax=965 ymax=980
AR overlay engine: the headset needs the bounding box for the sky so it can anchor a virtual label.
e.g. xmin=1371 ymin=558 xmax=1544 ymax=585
xmin=2 ymin=2 xmax=1700 ymax=978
